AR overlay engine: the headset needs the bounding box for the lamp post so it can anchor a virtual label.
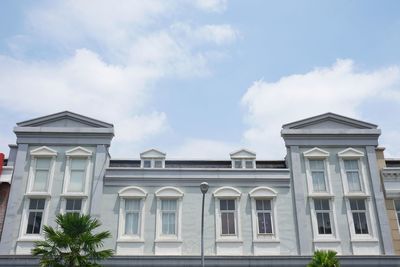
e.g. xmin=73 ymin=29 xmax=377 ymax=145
xmin=200 ymin=182 xmax=209 ymax=267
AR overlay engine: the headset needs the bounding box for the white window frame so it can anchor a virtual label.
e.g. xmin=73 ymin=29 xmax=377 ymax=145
xmin=26 ymin=146 xmax=57 ymax=196
xmin=62 ymin=147 xmax=92 ymax=197
xmin=304 ymin=147 xmax=333 ymax=196
xmin=310 ymin=197 xmax=340 ymax=242
xmin=18 ymin=197 xmax=50 ymax=241
xmin=338 ymin=148 xmax=369 ymax=196
xmin=345 ymin=197 xmax=377 ymax=241
xmin=117 ymin=186 xmax=147 ymax=242
xmin=141 ymin=158 xmax=165 ymax=168
xmin=155 ymin=187 xmax=183 ymax=242
xmin=249 ymin=187 xmax=279 ymax=242
xmin=214 ymin=186 xmax=242 ymax=242
xmin=394 ymin=199 xmax=400 ymax=232
xmin=232 ymin=159 xmax=255 ymax=169
xmin=60 ymin=197 xmax=88 ymax=215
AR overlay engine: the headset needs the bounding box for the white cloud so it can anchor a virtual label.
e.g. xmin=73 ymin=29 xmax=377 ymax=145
xmin=194 ymin=0 xmax=227 ymax=12
xmin=170 ymin=138 xmax=237 ymax=159
xmin=241 ymin=59 xmax=400 ymax=158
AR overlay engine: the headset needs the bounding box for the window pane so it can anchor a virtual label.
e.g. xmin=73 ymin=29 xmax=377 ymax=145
xmin=234 ymin=160 xmax=242 ymax=168
xmin=350 ymin=199 xmax=365 ymax=211
xmin=126 ymin=199 xmax=140 ymax=211
xmin=29 ymin=199 xmax=45 ymax=210
xmin=66 ymin=199 xmax=82 ymax=212
xmin=347 ymin=171 xmax=361 ymax=192
xmin=314 ymin=199 xmax=330 ymax=211
xmin=33 ymin=170 xmax=48 ymax=191
xmin=258 ymin=212 xmax=272 ymax=234
xmin=221 ymin=212 xmax=235 ymax=235
xmin=394 ymin=200 xmax=400 ymax=211
xmin=161 ymin=199 xmax=177 ymax=211
xmin=256 ymin=199 xmax=271 ymax=211
xmin=69 ymin=170 xmax=85 ymax=192
xmin=125 ymin=212 xmax=139 ymax=235
xmin=323 ymin=213 xmax=332 ymax=234
xmin=154 ymin=160 xmax=163 ymax=168
xmin=309 ymin=160 xmax=324 ymax=170
xmin=312 ymin=171 xmax=326 ymax=192
xmin=27 ymin=211 xmax=43 ymax=234
xmin=344 ymin=160 xmax=359 ymax=170
xmin=162 ymin=212 xmax=176 ymax=235
xmin=143 ymin=160 xmax=151 ymax=168
xmin=359 ymin=213 xmax=369 ymax=234
xmin=245 ymin=161 xmax=253 ymax=168
xmin=71 ymin=158 xmax=86 ymax=170
xmin=220 ymin=199 xmax=235 ymax=211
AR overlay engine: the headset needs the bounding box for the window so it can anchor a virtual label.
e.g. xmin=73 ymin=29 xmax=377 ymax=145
xmin=309 ymin=160 xmax=327 ymax=192
xmin=220 ymin=199 xmax=236 ymax=235
xmin=142 ymin=159 xmax=164 ymax=168
xmin=161 ymin=199 xmax=177 ymax=235
xmin=154 ymin=160 xmax=163 ymax=168
xmin=256 ymin=199 xmax=272 ymax=234
xmin=32 ymin=158 xmax=51 ymax=192
xmin=124 ymin=199 xmax=141 ymax=235
xmin=65 ymin=199 xmax=82 ymax=215
xmin=234 ymin=160 xmax=242 ymax=169
xmin=314 ymin=199 xmax=332 ymax=235
xmin=245 ymin=160 xmax=254 ymax=169
xmin=395 ymin=200 xmax=400 ymax=228
xmin=68 ymin=158 xmax=87 ymax=192
xmin=26 ymin=199 xmax=45 ymax=234
xmin=232 ymin=159 xmax=255 ymax=169
xmin=344 ymin=160 xmax=362 ymax=192
xmin=143 ymin=160 xmax=151 ymax=168
xmin=349 ymin=199 xmax=369 ymax=234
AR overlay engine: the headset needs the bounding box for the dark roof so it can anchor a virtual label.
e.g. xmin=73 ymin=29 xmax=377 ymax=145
xmin=386 ymin=159 xmax=400 ymax=168
xmin=109 ymin=159 xmax=287 ymax=169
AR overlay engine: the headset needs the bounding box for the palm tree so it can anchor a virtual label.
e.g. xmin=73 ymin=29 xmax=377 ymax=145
xmin=307 ymin=250 xmax=340 ymax=267
xmin=32 ymin=213 xmax=113 ymax=267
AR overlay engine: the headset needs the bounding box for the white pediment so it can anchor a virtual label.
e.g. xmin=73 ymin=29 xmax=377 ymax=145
xmin=283 ymin=113 xmax=377 ymax=130
xmin=249 ymin=187 xmax=277 ymax=198
xmin=213 ymin=186 xmax=241 ymax=198
xmin=17 ymin=111 xmax=113 ymax=128
xmin=65 ymin=146 xmax=92 ymax=157
xmin=140 ymin=149 xmax=166 ymax=159
xmin=338 ymin=148 xmax=364 ymax=158
xmin=118 ymin=186 xmax=147 ymax=198
xmin=30 ymin=146 xmax=57 ymax=156
xmin=155 ymin=186 xmax=184 ymax=198
xmin=303 ymin=147 xmax=330 ymax=158
xmin=230 ymin=149 xmax=256 ymax=159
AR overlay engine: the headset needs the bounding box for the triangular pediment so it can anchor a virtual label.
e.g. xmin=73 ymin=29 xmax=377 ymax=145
xmin=140 ymin=149 xmax=166 ymax=159
xmin=303 ymin=147 xmax=330 ymax=158
xmin=17 ymin=111 xmax=113 ymax=128
xmin=338 ymin=148 xmax=364 ymax=158
xmin=65 ymin=146 xmax=92 ymax=157
xmin=230 ymin=149 xmax=256 ymax=159
xmin=30 ymin=146 xmax=57 ymax=156
xmin=282 ymin=113 xmax=377 ymax=130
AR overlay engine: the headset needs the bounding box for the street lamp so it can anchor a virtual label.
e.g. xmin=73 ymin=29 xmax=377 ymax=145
xmin=200 ymin=182 xmax=209 ymax=267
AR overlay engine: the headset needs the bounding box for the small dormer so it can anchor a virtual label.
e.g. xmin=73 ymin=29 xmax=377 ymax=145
xmin=140 ymin=149 xmax=166 ymax=168
xmin=230 ymin=149 xmax=256 ymax=169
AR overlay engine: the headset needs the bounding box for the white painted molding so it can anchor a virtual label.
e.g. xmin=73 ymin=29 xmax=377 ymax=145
xmin=140 ymin=149 xmax=166 ymax=159
xmin=30 ymin=146 xmax=57 ymax=156
xmin=230 ymin=149 xmax=256 ymax=159
xmin=65 ymin=146 xmax=92 ymax=157
xmin=249 ymin=187 xmax=277 ymax=198
xmin=338 ymin=148 xmax=364 ymax=158
xmin=118 ymin=186 xmax=147 ymax=198
xmin=303 ymin=147 xmax=330 ymax=158
xmin=213 ymin=186 xmax=241 ymax=198
xmin=155 ymin=186 xmax=184 ymax=198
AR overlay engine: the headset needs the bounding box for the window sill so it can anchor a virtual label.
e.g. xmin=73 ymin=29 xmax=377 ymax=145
xmin=313 ymin=238 xmax=341 ymax=243
xmin=253 ymin=239 xmax=280 ymax=243
xmin=308 ymin=193 xmax=335 ymax=198
xmin=61 ymin=193 xmax=88 ymax=198
xmin=117 ymin=238 xmax=144 ymax=243
xmin=216 ymin=238 xmax=243 ymax=243
xmin=24 ymin=192 xmax=51 ymax=198
xmin=154 ymin=239 xmax=183 ymax=243
xmin=344 ymin=193 xmax=370 ymax=198
xmin=350 ymin=237 xmax=378 ymax=243
xmin=18 ymin=236 xmax=44 ymax=242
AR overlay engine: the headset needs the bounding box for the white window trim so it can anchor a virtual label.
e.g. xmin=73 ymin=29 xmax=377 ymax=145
xmin=60 ymin=196 xmax=88 ymax=215
xmin=18 ymin=196 xmax=50 ymax=241
xmin=231 ymin=159 xmax=255 ymax=169
xmin=338 ymin=148 xmax=369 ymax=196
xmin=62 ymin=147 xmax=92 ymax=197
xmin=141 ymin=158 xmax=165 ymax=168
xmin=394 ymin=200 xmax=400 ymax=234
xmin=214 ymin=186 xmax=242 ymax=242
xmin=345 ymin=197 xmax=378 ymax=242
xmin=309 ymin=197 xmax=340 ymax=242
xmin=304 ymin=147 xmax=333 ymax=196
xmin=117 ymin=186 xmax=147 ymax=242
xmin=249 ymin=187 xmax=279 ymax=242
xmin=155 ymin=187 xmax=183 ymax=242
xmin=26 ymin=146 xmax=57 ymax=195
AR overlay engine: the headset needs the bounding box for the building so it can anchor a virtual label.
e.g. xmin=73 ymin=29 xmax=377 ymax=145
xmin=0 ymin=111 xmax=399 ymax=266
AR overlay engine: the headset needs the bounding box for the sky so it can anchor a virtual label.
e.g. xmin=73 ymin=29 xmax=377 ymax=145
xmin=0 ymin=0 xmax=400 ymax=159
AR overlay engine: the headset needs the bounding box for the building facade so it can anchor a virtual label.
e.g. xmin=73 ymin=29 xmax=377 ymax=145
xmin=0 ymin=111 xmax=399 ymax=265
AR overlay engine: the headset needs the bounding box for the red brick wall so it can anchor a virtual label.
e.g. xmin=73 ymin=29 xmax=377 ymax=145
xmin=0 ymin=183 xmax=10 ymax=240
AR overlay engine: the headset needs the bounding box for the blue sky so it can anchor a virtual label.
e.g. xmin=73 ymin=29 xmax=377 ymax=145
xmin=1 ymin=0 xmax=400 ymax=159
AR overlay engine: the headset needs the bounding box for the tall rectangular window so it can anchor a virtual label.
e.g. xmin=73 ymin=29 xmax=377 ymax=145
xmin=344 ymin=160 xmax=362 ymax=192
xmin=350 ymin=199 xmax=369 ymax=234
xmin=26 ymin=199 xmax=45 ymax=234
xmin=33 ymin=158 xmax=51 ymax=192
xmin=65 ymin=199 xmax=82 ymax=215
xmin=309 ymin=160 xmax=327 ymax=192
xmin=220 ymin=199 xmax=236 ymax=235
xmin=161 ymin=199 xmax=177 ymax=235
xmin=314 ymin=199 xmax=332 ymax=235
xmin=256 ymin=199 xmax=272 ymax=234
xmin=124 ymin=199 xmax=141 ymax=235
xmin=68 ymin=158 xmax=86 ymax=192
xmin=394 ymin=200 xmax=400 ymax=228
